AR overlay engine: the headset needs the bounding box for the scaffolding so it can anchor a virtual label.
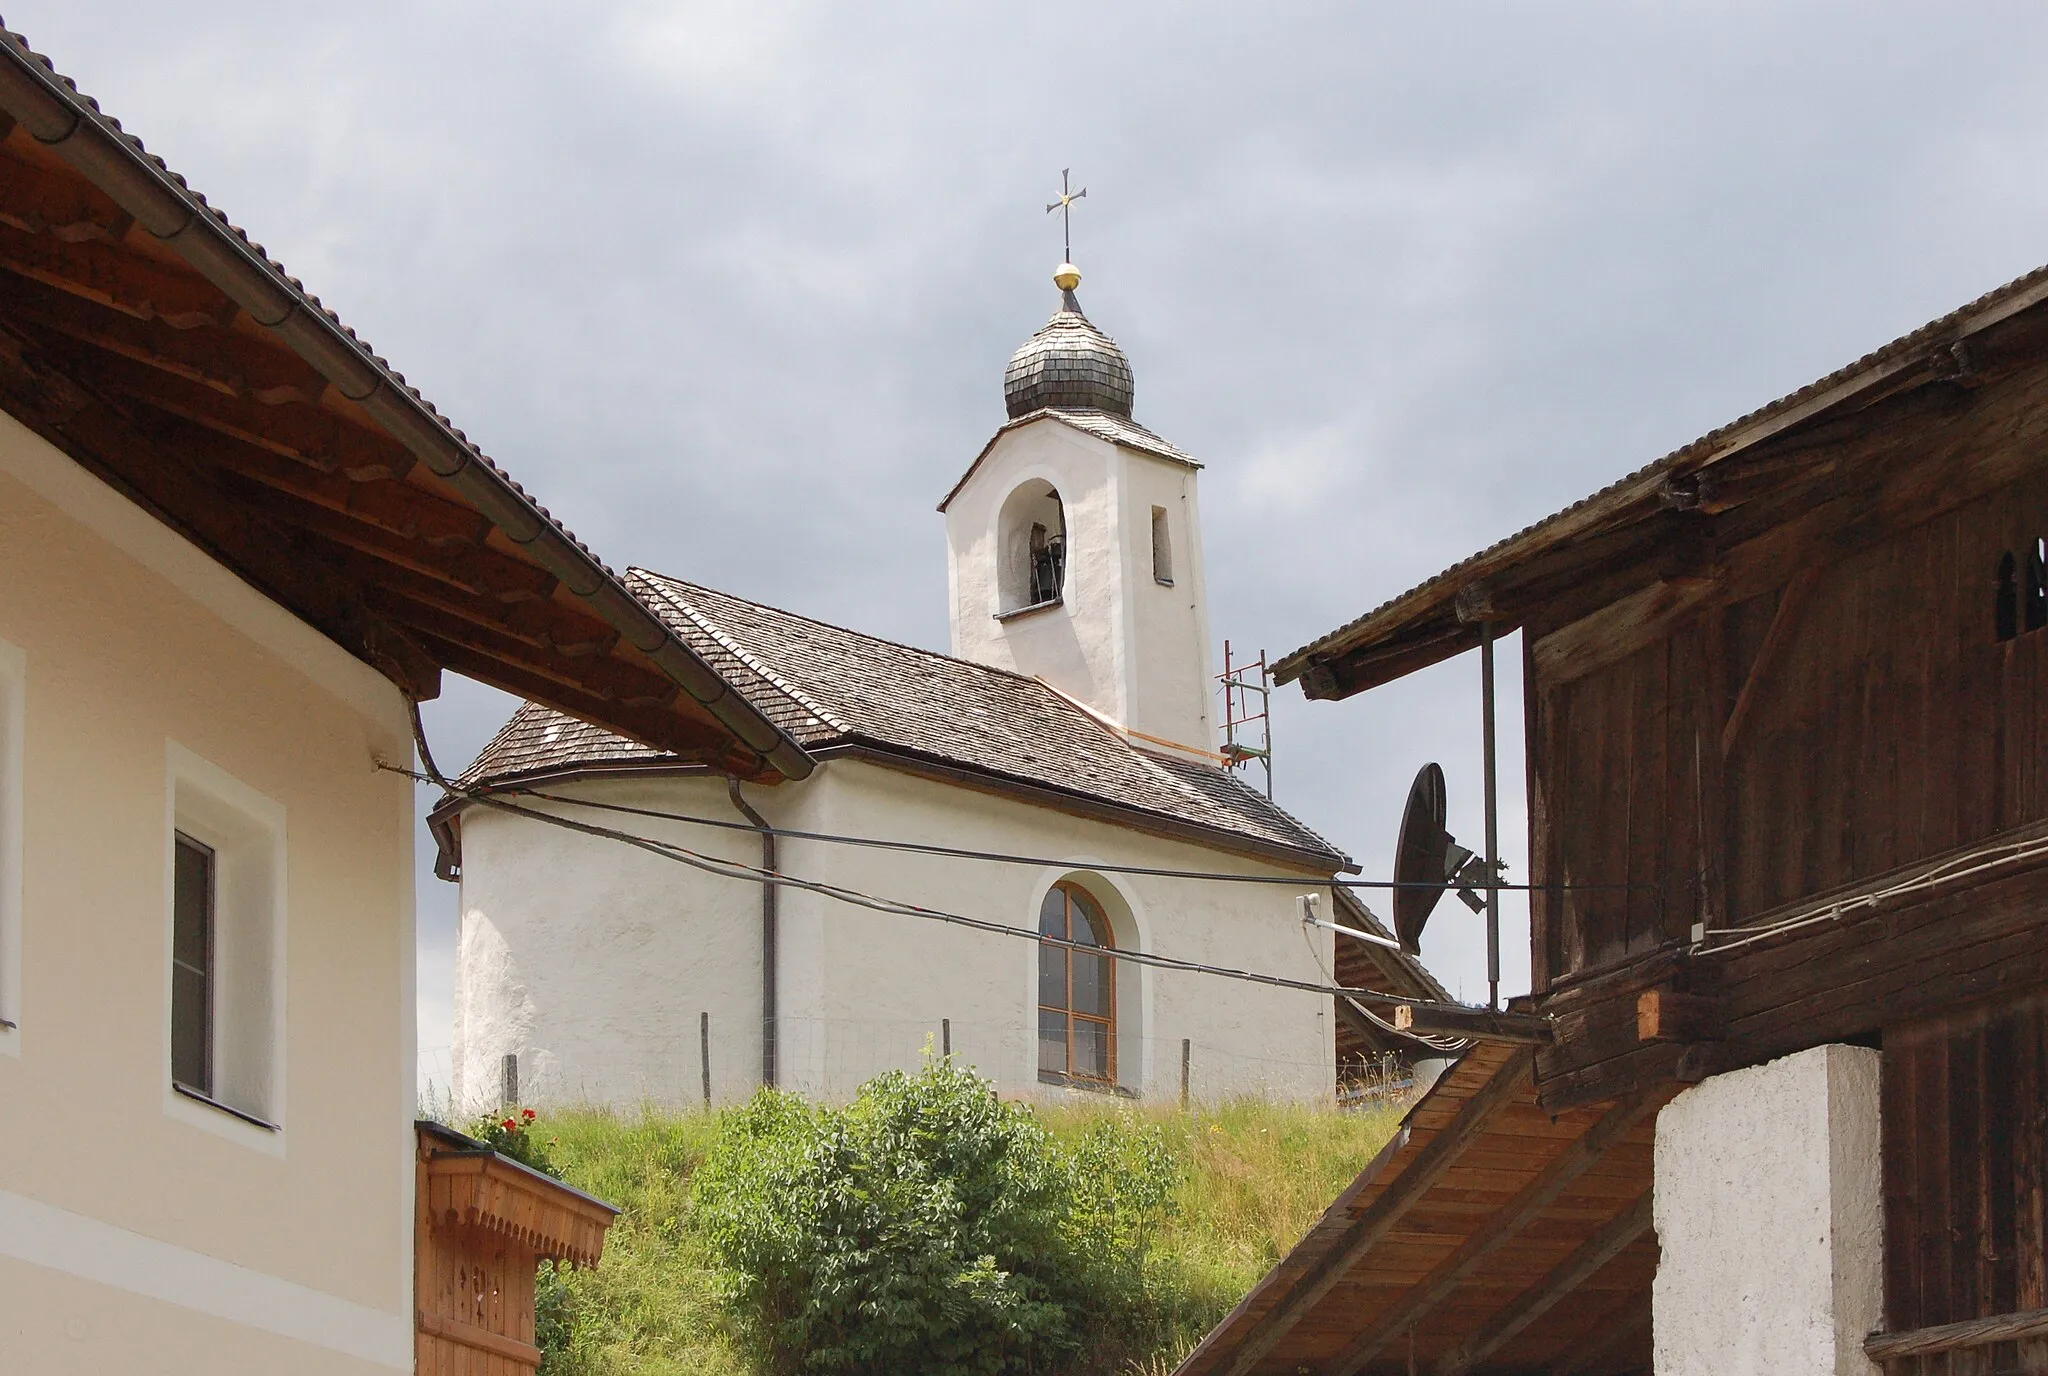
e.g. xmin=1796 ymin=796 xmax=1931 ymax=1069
xmin=1217 ymin=640 xmax=1274 ymax=798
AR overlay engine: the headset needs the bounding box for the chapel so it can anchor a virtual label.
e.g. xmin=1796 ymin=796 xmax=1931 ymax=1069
xmin=436 ymin=263 xmax=1443 ymax=1109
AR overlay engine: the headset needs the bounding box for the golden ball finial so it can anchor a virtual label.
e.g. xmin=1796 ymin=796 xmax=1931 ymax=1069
xmin=1053 ymin=262 xmax=1082 ymax=291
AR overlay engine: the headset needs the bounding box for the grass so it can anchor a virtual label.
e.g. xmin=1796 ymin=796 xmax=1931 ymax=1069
xmin=530 ymin=1093 xmax=1403 ymax=1376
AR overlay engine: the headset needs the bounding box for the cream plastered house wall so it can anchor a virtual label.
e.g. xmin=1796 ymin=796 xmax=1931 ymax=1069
xmin=453 ymin=756 xmax=1335 ymax=1109
xmin=945 ymin=419 xmax=1215 ymax=755
xmin=0 ymin=410 xmax=417 ymax=1374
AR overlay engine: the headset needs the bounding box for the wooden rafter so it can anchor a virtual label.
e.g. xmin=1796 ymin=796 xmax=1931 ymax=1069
xmin=1324 ymin=1090 xmax=1662 ymax=1375
xmin=1435 ymin=1187 xmax=1656 ymax=1376
xmin=0 ymin=315 xmax=442 ymax=699
xmin=1215 ymin=1048 xmax=1536 ymax=1376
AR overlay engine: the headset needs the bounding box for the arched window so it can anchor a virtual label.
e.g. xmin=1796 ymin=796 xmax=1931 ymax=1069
xmin=998 ymin=480 xmax=1067 ymax=612
xmin=1038 ymin=881 xmax=1115 ymax=1084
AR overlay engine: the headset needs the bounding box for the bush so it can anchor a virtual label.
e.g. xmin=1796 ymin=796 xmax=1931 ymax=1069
xmin=692 ymin=1059 xmax=1177 ymax=1376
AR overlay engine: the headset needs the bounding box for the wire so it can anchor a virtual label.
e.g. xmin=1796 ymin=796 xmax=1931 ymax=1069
xmin=399 ymin=767 xmax=1644 ymax=895
xmin=1693 ymin=831 xmax=2048 ymax=956
xmin=399 ymin=706 xmax=1454 ymax=1012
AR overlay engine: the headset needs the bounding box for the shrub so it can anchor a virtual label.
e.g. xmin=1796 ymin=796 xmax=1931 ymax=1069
xmin=692 ymin=1059 xmax=1178 ymax=1376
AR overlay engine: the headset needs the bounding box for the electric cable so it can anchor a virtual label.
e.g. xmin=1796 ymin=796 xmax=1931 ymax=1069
xmin=399 ymin=706 xmax=1463 ymax=1012
xmin=1692 ymin=831 xmax=2048 ymax=956
xmin=404 ymin=768 xmax=1645 ymax=896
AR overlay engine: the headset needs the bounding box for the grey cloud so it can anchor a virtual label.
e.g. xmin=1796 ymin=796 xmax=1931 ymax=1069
xmin=19 ymin=1 xmax=2048 ymax=1075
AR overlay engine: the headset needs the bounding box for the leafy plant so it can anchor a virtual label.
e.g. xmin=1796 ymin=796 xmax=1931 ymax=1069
xmin=469 ymin=1105 xmax=563 ymax=1180
xmin=691 ymin=1058 xmax=1179 ymax=1376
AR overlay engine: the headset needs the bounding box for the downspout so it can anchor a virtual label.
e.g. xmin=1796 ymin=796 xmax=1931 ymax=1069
xmin=727 ymin=778 xmax=778 ymax=1088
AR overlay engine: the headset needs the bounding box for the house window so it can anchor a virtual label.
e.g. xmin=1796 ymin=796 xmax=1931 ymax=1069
xmin=171 ymin=834 xmax=215 ymax=1095
xmin=166 ymin=743 xmax=284 ymax=1139
xmin=0 ymin=636 xmax=20 ymax=1049
xmin=1151 ymin=505 xmax=1174 ymax=586
xmin=1038 ymin=881 xmax=1116 ymax=1085
xmin=997 ymin=480 xmax=1067 ymax=613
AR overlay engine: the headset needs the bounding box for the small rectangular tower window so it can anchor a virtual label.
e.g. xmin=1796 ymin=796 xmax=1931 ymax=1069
xmin=1151 ymin=506 xmax=1174 ymax=586
xmin=171 ymin=834 xmax=215 ymax=1095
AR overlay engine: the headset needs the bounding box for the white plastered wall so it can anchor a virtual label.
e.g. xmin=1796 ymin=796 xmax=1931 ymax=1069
xmin=451 ymin=754 xmax=1335 ymax=1107
xmin=1653 ymin=1044 xmax=1884 ymax=1376
xmin=0 ymin=412 xmax=416 ymax=1371
xmin=945 ymin=418 xmax=1216 ymax=755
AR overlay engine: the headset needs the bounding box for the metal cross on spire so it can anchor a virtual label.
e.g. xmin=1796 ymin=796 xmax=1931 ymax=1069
xmin=1045 ymin=168 xmax=1087 ymax=263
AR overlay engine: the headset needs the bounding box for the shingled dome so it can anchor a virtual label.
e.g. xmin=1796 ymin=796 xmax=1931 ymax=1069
xmin=1003 ymin=265 xmax=1135 ymax=419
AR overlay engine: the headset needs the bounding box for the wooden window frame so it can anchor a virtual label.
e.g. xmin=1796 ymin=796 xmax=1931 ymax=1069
xmin=0 ymin=635 xmax=20 ymax=1047
xmin=171 ymin=831 xmax=216 ymax=1099
xmin=1038 ymin=880 xmax=1117 ymax=1087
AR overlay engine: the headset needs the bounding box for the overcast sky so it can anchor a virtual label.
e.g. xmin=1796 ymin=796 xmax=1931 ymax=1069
xmin=20 ymin=3 xmax=2048 ymax=1094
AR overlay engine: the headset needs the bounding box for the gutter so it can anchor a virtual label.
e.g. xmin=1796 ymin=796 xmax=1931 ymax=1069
xmin=726 ymin=779 xmax=779 ymax=1089
xmin=0 ymin=29 xmax=814 ymax=783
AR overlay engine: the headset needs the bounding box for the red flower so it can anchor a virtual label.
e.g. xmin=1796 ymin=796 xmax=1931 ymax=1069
xmin=502 ymin=1118 xmax=516 ymax=1130
xmin=521 ymin=1108 xmax=537 ymax=1123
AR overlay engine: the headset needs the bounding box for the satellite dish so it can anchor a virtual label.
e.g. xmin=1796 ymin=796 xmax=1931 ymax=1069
xmin=1392 ymin=762 xmax=1485 ymax=955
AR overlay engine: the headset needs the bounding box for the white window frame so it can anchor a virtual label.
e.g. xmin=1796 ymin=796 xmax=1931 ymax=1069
xmin=164 ymin=741 xmax=287 ymax=1155
xmin=0 ymin=635 xmax=21 ymax=1057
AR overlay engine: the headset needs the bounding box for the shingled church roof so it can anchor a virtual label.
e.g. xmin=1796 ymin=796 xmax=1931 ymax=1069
xmin=451 ymin=570 xmax=1353 ymax=874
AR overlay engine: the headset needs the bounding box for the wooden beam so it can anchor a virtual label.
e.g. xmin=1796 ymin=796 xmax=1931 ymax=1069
xmin=366 ymin=587 xmax=679 ymax=707
xmin=143 ymin=409 xmax=486 ymax=547
xmin=60 ymin=338 xmax=414 ymax=478
xmin=1721 ymin=566 xmax=1821 ymax=757
xmin=1214 ymin=1048 xmax=1536 ymax=1376
xmin=0 ymin=319 xmax=440 ymax=700
xmin=1393 ymin=1003 xmax=1554 ymax=1044
xmin=1326 ymin=1091 xmax=1663 ymax=1375
xmin=218 ymin=471 xmax=557 ymax=604
xmin=1435 ymin=1188 xmax=1656 ymax=1376
xmin=0 ymin=215 xmax=228 ymax=327
xmin=1865 ymin=1305 xmax=2048 ymax=1362
xmin=412 ymin=630 xmax=767 ymax=777
xmin=1551 ymin=1300 xmax=1653 ymax=1376
xmin=1636 ymin=989 xmax=1724 ymax=1043
xmin=336 ymin=553 xmax=620 ymax=660
xmin=0 ymin=266 xmax=323 ymax=403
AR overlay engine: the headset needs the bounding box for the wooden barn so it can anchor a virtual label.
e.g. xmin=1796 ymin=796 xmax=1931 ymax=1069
xmin=1174 ymin=261 xmax=2048 ymax=1376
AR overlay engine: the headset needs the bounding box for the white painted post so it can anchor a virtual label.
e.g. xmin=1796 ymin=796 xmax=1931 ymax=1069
xmin=1652 ymin=1044 xmax=1883 ymax=1376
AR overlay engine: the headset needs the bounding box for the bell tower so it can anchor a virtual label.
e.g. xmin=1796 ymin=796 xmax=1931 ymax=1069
xmin=938 ymin=262 xmax=1214 ymax=759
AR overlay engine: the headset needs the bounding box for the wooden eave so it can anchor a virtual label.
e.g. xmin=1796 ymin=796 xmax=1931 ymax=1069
xmin=417 ymin=1128 xmax=617 ymax=1269
xmin=0 ymin=25 xmax=814 ymax=782
xmin=1175 ymin=1044 xmax=1669 ymax=1376
xmin=1526 ymin=819 xmax=2048 ymax=1114
xmin=1274 ymin=262 xmax=2048 ymax=700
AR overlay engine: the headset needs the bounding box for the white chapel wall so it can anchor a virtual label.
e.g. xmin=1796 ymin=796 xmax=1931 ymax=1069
xmin=454 ymin=772 xmax=775 ymax=1110
xmin=0 ymin=418 xmax=416 ymax=1372
xmin=453 ymin=753 xmax=1336 ymax=1109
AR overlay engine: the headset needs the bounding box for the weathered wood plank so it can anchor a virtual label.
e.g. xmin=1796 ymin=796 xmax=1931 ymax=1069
xmin=1210 ymin=1049 xmax=1535 ymax=1376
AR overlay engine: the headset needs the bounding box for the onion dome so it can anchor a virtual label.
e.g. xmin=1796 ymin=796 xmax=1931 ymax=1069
xmin=1002 ymin=263 xmax=1135 ymax=419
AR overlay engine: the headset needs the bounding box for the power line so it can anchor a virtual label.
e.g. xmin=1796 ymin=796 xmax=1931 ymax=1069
xmin=398 ymin=708 xmax=1453 ymax=1012
xmin=405 ymin=769 xmax=1641 ymax=896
